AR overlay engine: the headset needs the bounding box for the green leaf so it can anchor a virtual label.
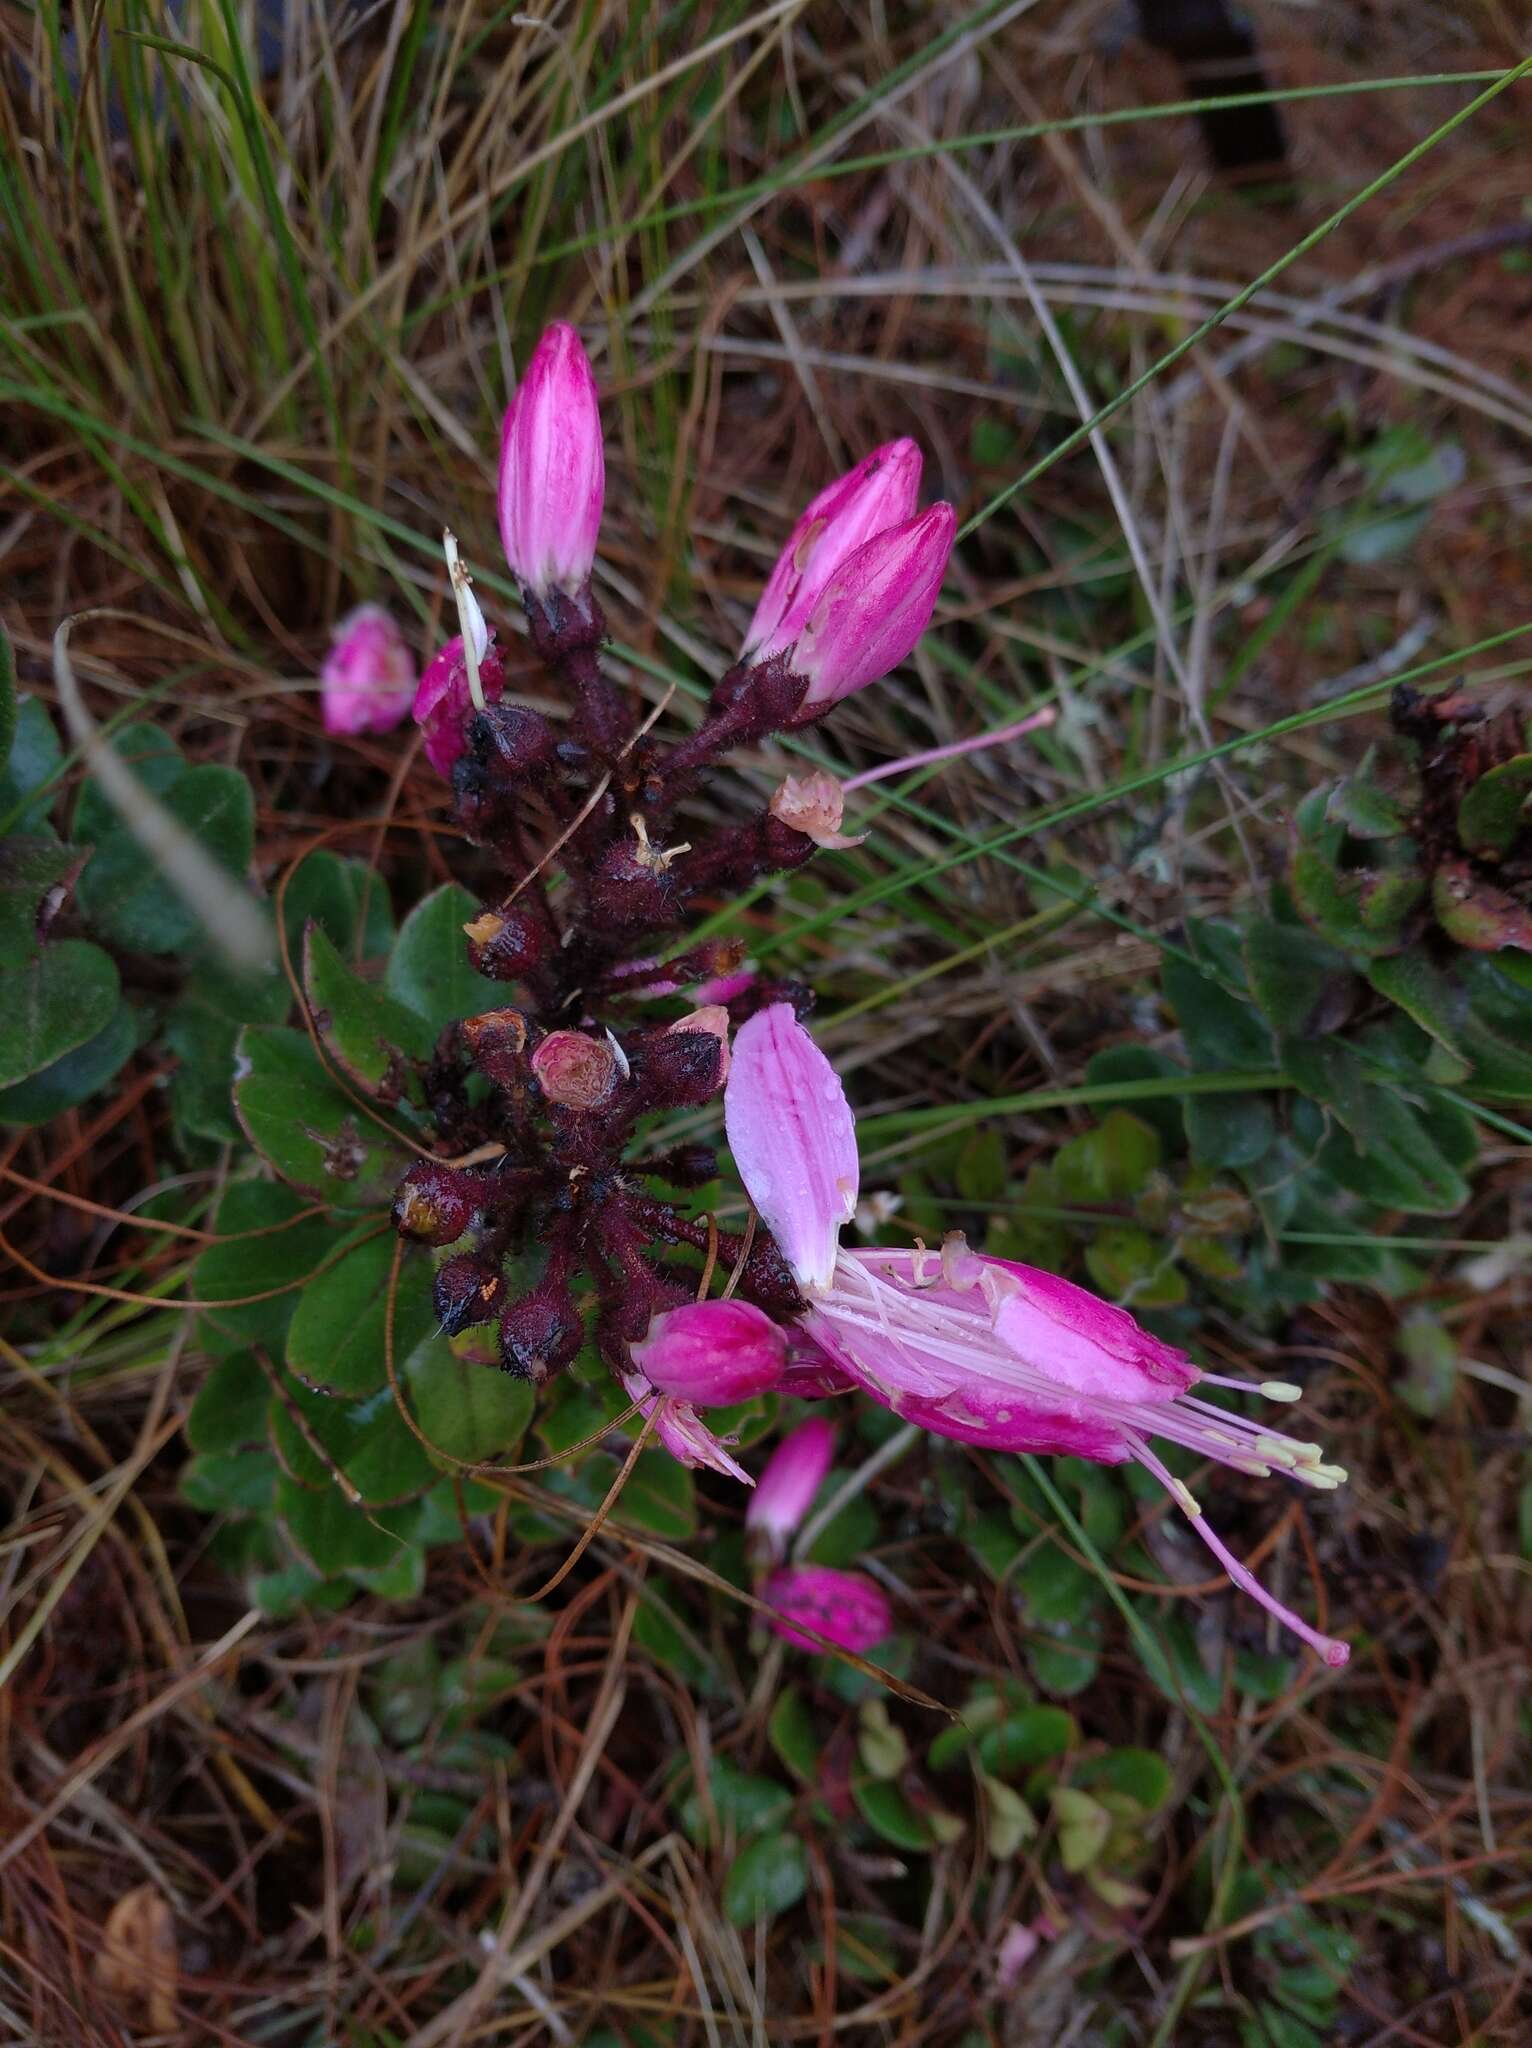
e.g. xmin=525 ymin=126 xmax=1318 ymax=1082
xmin=1324 ymin=749 xmax=1408 ymax=839
xmin=73 ymin=727 xmax=185 ymax=837
xmin=165 ymin=999 xmax=243 ymax=1145
xmin=286 ymin=1224 xmax=434 ymax=1396
xmin=0 ymin=939 xmax=120 ymax=1088
xmin=1054 ymin=1109 xmax=1161 ymax=1201
xmin=0 ymin=698 xmax=64 ymax=833
xmin=722 ymin=1830 xmax=807 ymax=1926
xmin=1083 ymin=1225 xmax=1187 ymax=1306
xmin=1162 ymin=951 xmax=1272 ymax=1071
xmin=679 ymin=1757 xmax=792 ymax=1846
xmin=981 ymin=1773 xmax=1036 ymax=1857
xmin=186 ymin=1351 xmax=270 ymax=1453
xmin=858 ymin=1698 xmax=908 ymax=1780
xmin=768 ymin=1685 xmax=821 ymax=1785
xmin=1456 ymin=956 xmax=1532 ymax=1098
xmin=233 ymin=1024 xmax=411 ymax=1206
xmin=1365 ymin=950 xmax=1467 ymax=1066
xmin=384 ymin=881 xmax=503 ymax=1030
xmin=76 ymin=761 xmax=256 ymax=954
xmin=282 ymin=850 xmax=394 ymax=960
xmin=1290 ymin=818 xmax=1425 ymax=956
xmin=1244 ymin=920 xmax=1358 ymax=1038
xmin=1026 ymin=1634 xmax=1102 ymax=1698
xmin=0 ymin=999 xmax=136 ymax=1126
xmin=612 ymin=1451 xmax=697 ymax=1540
xmin=803 ymin=1478 xmax=878 ymax=1569
xmin=270 ymin=1379 xmax=436 ymax=1504
xmin=956 ymin=1127 xmax=1007 ymax=1201
xmin=193 ymin=1180 xmax=343 ymax=1353
xmin=1456 ymin=754 xmax=1532 ymax=857
xmin=1051 ymin=1786 xmax=1112 ymax=1872
xmin=405 ymin=1336 xmax=535 ymax=1462
xmin=1396 ymin=1308 xmax=1457 ymax=1418
xmin=0 ymin=836 xmax=81 ymax=966
xmin=180 ymin=1448 xmax=277 ymax=1514
xmin=276 ymin=1470 xmax=409 ymax=1574
xmin=977 ymin=1705 xmax=1077 ymax=1780
xmin=853 ymin=1777 xmax=933 ymax=1851
xmin=1084 ymin=1045 xmax=1186 ymax=1151
xmin=1184 ymin=1091 xmax=1274 ymax=1171
xmin=304 ymin=922 xmax=435 ymax=1095
xmin=1083 ymin=1747 xmax=1172 ymax=1813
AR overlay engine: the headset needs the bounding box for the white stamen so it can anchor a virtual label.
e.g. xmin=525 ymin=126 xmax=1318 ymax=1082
xmin=444 ymin=528 xmax=487 ymax=713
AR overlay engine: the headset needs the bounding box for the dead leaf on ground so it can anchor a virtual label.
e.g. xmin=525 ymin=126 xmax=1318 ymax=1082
xmin=95 ymin=1884 xmax=178 ymax=2033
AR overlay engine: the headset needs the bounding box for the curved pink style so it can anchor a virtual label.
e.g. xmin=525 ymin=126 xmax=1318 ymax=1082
xmin=725 ymin=1005 xmax=858 ymax=1293
xmin=498 ymin=322 xmax=605 ymax=604
xmin=629 ymin=1299 xmax=786 ymax=1406
xmin=321 ymin=604 xmax=416 ymax=736
xmin=763 ymin=1564 xmax=892 ymax=1654
xmin=745 ymin=440 xmax=923 ymax=662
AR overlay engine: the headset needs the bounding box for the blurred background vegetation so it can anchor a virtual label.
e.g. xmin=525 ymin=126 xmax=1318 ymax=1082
xmin=2 ymin=3 xmax=1531 ymax=2042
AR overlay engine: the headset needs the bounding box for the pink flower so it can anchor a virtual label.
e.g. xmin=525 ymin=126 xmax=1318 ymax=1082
xmin=724 ymin=1006 xmax=1351 ymax=1667
xmin=498 ymin=322 xmax=605 ymax=609
xmin=412 ymin=633 xmax=507 ymax=775
xmin=617 ymin=1365 xmax=752 ymax=1484
xmin=745 ymin=441 xmax=923 ymax=662
xmin=629 ymin=1299 xmax=787 ymax=1405
xmin=763 ymin=1564 xmax=892 ymax=1653
xmin=694 ymin=965 xmax=757 ymax=1006
xmin=746 ymin=1415 xmax=836 ymax=1558
xmin=321 ymin=605 xmax=416 ymax=735
xmin=790 ymin=504 xmax=955 ymax=718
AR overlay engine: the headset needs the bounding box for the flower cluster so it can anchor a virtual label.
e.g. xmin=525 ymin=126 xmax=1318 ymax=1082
xmin=391 ymin=322 xmax=956 ymax=1395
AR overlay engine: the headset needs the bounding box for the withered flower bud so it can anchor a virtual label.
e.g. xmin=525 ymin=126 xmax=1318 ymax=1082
xmin=394 ymin=1161 xmax=481 ymax=1245
xmin=433 ymin=1253 xmax=507 ymax=1336
xmin=468 ymin=702 xmax=559 ymax=778
xmin=531 ymin=1029 xmax=619 ymax=1111
xmin=461 ymin=1006 xmax=530 ymax=1088
xmin=499 ymin=1284 xmax=585 ymax=1382
xmin=768 ymin=770 xmax=865 ymax=850
xmin=464 ymin=900 xmax=551 ymax=980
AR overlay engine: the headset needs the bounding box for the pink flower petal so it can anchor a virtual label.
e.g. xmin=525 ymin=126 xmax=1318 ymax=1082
xmin=763 ymin=1564 xmax=892 ymax=1654
xmin=724 ymin=1005 xmax=858 ymax=1293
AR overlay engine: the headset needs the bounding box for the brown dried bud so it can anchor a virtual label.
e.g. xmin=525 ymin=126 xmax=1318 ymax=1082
xmin=433 ymin=1253 xmax=507 ymax=1335
xmin=530 ymin=1029 xmax=620 ymax=1111
xmin=768 ymin=770 xmax=864 ymax=849
xmin=461 ymin=1007 xmax=530 ymax=1087
xmin=464 ymin=901 xmax=550 ymax=980
xmin=394 ymin=1161 xmax=480 ymax=1245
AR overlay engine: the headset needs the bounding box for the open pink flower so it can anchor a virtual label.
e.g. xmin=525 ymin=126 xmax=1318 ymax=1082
xmin=723 ymin=1006 xmax=1350 ymax=1667
xmin=321 ymin=605 xmax=416 ymax=735
xmin=763 ymin=1564 xmax=892 ymax=1653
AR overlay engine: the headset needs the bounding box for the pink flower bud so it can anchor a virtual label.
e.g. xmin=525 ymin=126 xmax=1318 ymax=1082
xmin=745 ymin=440 xmax=923 ymax=663
xmin=629 ymin=1299 xmax=787 ymax=1406
xmin=763 ymin=1564 xmax=892 ymax=1654
xmin=667 ymin=1004 xmax=730 ymax=1085
xmin=746 ymin=1416 xmax=835 ymax=1556
xmin=790 ymin=503 xmax=955 ymax=718
xmin=768 ymin=771 xmax=865 ymax=850
xmin=412 ymin=633 xmax=507 ymax=775
xmin=694 ymin=965 xmax=756 ymax=1006
xmin=530 ymin=1030 xmax=619 ymax=1111
xmin=321 ymin=605 xmax=416 ymax=735
xmin=498 ymin=322 xmax=605 ymax=606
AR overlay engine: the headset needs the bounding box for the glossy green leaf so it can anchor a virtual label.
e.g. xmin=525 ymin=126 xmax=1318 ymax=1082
xmin=611 ymin=1450 xmax=697 ymax=1541
xmin=1244 ymin=919 xmax=1358 ymax=1038
xmin=0 ymin=939 xmax=119 ymax=1087
xmin=405 ymin=1337 xmax=535 ymax=1462
xmin=1084 ymin=1747 xmax=1173 ymax=1813
xmin=768 ymin=1685 xmax=821 ymax=1785
xmin=0 ymin=998 xmax=136 ymax=1125
xmin=270 ymin=1379 xmax=436 ymax=1505
xmin=76 ymin=761 xmax=256 ymax=954
xmin=276 ymin=1470 xmax=408 ymax=1574
xmin=853 ymin=1776 xmax=932 ymax=1851
xmin=722 ymin=1830 xmax=807 ymax=1926
xmin=977 ymin=1705 xmax=1076 ymax=1780
xmin=180 ymin=1447 xmax=278 ymax=1514
xmin=1054 ymin=1109 xmax=1161 ymax=1201
xmin=233 ymin=1024 xmax=411 ymax=1206
xmin=186 ymin=1351 xmax=270 ymax=1453
xmin=282 ymin=849 xmax=395 ymax=960
xmin=193 ymin=1179 xmax=342 ymax=1352
xmin=303 ymin=922 xmax=435 ymax=1094
xmin=286 ymin=1223 xmax=433 ymax=1395
xmin=165 ymin=999 xmax=243 ymax=1145
xmin=0 ymin=698 xmax=64 ymax=832
xmin=1457 ymin=754 xmax=1532 ymax=857
xmin=384 ymin=881 xmax=503 ymax=1030
xmin=0 ymin=836 xmax=80 ymax=966
xmin=679 ymin=1757 xmax=792 ymax=1846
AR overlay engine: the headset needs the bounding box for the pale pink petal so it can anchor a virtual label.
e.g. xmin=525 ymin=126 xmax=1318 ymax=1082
xmin=746 ymin=1416 xmax=836 ymax=1553
xmin=619 ymin=1367 xmax=752 ymax=1484
xmin=763 ymin=1564 xmax=892 ymax=1654
xmin=724 ymin=1005 xmax=858 ymax=1292
xmin=791 ymin=503 xmax=955 ymax=716
xmin=630 ymin=1299 xmax=786 ymax=1405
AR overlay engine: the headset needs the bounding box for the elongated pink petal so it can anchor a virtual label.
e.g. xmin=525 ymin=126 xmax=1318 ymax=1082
xmin=724 ymin=1005 xmax=858 ymax=1292
xmin=791 ymin=503 xmax=955 ymax=716
xmin=745 ymin=439 xmax=923 ymax=661
xmin=498 ymin=322 xmax=605 ymax=603
xmin=619 ymin=1366 xmax=752 ymax=1484
xmin=746 ymin=1415 xmax=836 ymax=1554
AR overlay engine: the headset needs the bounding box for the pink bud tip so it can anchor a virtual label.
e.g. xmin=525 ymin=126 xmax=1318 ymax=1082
xmin=745 ymin=440 xmax=923 ymax=663
xmin=412 ymin=633 xmax=507 ymax=775
xmin=745 ymin=1416 xmax=836 ymax=1554
xmin=790 ymin=501 xmax=956 ymax=717
xmin=667 ymin=1004 xmax=731 ymax=1085
xmin=763 ymin=1564 xmax=892 ymax=1654
xmin=629 ymin=1299 xmax=787 ymax=1407
xmin=498 ymin=322 xmax=605 ymax=605
xmin=321 ymin=605 xmax=416 ymax=736
xmin=530 ymin=1029 xmax=619 ymax=1111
